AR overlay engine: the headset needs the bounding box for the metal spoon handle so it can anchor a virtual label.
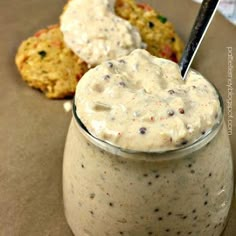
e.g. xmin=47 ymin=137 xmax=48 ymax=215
xmin=179 ymin=0 xmax=220 ymax=80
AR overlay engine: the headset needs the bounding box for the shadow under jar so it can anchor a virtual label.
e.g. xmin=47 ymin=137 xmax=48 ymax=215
xmin=63 ymin=98 xmax=233 ymax=236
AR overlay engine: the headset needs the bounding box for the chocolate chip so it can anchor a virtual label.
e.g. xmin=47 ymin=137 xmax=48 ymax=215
xmin=171 ymin=37 xmax=176 ymax=42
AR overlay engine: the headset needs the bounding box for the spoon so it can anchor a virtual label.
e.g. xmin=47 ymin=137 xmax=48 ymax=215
xmin=179 ymin=0 xmax=220 ymax=80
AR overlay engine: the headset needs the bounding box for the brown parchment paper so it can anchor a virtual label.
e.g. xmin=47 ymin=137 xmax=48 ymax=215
xmin=0 ymin=0 xmax=235 ymax=235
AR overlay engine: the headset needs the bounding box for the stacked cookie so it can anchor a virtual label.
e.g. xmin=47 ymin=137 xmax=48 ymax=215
xmin=15 ymin=25 xmax=88 ymax=98
xmin=115 ymin=0 xmax=183 ymax=62
xmin=15 ymin=0 xmax=184 ymax=99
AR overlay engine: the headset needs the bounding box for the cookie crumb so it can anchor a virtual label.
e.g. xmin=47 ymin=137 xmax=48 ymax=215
xmin=63 ymin=101 xmax=72 ymax=112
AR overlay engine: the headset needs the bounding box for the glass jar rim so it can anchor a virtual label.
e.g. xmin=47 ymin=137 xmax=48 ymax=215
xmin=72 ymin=74 xmax=224 ymax=159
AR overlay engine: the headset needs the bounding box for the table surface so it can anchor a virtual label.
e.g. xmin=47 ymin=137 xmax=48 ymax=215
xmin=0 ymin=0 xmax=235 ymax=235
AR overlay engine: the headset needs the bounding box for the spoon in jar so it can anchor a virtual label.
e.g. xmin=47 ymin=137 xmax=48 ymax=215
xmin=179 ymin=0 xmax=220 ymax=80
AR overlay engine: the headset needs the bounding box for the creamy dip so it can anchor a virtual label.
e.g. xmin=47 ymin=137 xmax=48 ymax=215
xmin=64 ymin=49 xmax=233 ymax=236
xmin=60 ymin=0 xmax=144 ymax=66
xmin=75 ymin=49 xmax=221 ymax=151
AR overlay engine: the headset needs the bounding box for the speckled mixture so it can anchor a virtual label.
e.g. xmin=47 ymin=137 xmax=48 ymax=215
xmin=63 ymin=120 xmax=233 ymax=236
xmin=60 ymin=0 xmax=143 ymax=66
xmin=75 ymin=49 xmax=221 ymax=151
xmin=63 ymin=50 xmax=233 ymax=236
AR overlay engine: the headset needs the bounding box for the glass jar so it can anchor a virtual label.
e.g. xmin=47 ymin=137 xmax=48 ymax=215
xmin=63 ymin=93 xmax=234 ymax=236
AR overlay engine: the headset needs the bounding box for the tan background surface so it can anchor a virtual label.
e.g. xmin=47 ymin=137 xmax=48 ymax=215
xmin=0 ymin=0 xmax=235 ymax=235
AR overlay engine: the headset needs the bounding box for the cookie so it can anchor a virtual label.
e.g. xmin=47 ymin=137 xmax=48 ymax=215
xmin=115 ymin=0 xmax=184 ymax=62
xmin=15 ymin=25 xmax=88 ymax=98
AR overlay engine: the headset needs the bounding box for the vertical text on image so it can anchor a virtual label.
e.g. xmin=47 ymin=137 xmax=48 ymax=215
xmin=226 ymin=47 xmax=233 ymax=136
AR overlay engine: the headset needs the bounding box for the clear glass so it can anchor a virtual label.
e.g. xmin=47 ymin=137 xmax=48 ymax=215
xmin=63 ymin=93 xmax=234 ymax=236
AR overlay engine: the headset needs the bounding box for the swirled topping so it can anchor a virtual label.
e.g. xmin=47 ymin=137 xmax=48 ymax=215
xmin=60 ymin=0 xmax=144 ymax=66
xmin=75 ymin=49 xmax=221 ymax=151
